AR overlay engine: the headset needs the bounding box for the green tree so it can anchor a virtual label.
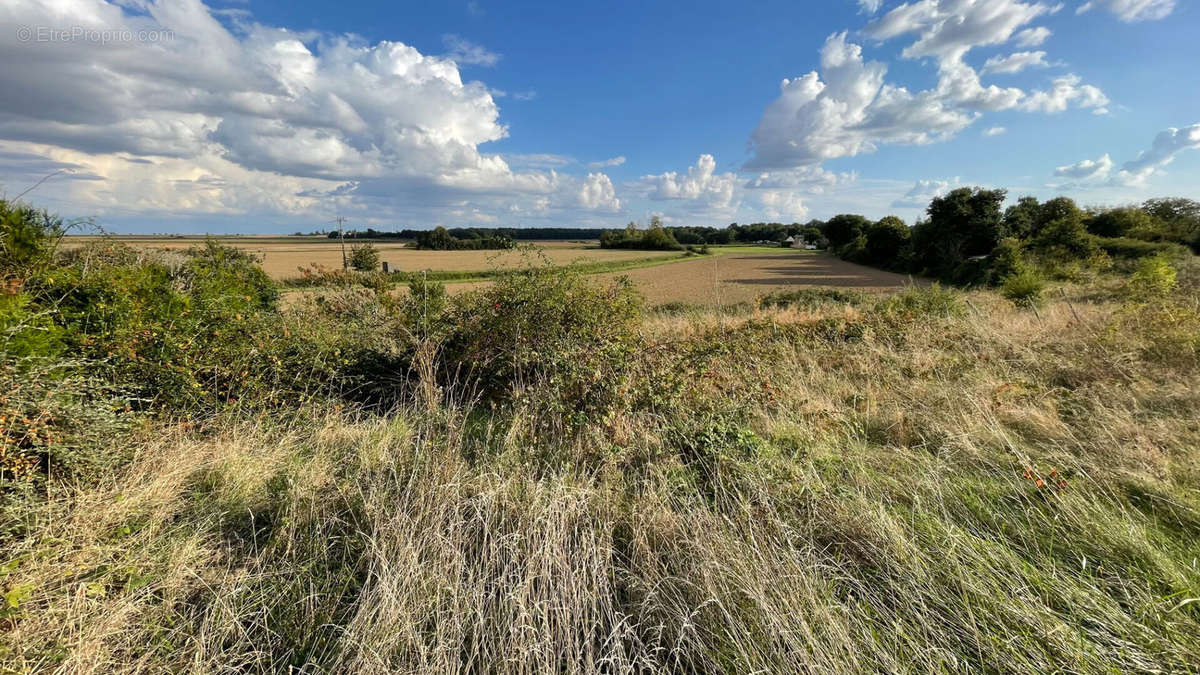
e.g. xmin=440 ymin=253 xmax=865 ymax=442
xmin=913 ymin=187 xmax=1007 ymax=274
xmin=1033 ymin=197 xmax=1082 ymax=237
xmin=823 ymin=214 xmax=871 ymax=250
xmin=1031 ymin=209 xmax=1099 ymax=261
xmin=349 ymin=243 xmax=380 ymax=271
xmin=1002 ymin=196 xmax=1040 ymax=239
xmin=864 ymin=216 xmax=910 ymax=266
xmin=1086 ymin=207 xmax=1159 ymax=238
xmin=1142 ymin=197 xmax=1200 ymax=250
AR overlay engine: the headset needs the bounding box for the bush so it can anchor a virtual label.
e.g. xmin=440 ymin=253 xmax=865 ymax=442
xmin=0 ymin=354 xmax=132 ymax=502
xmin=1094 ymin=236 xmax=1188 ymax=260
xmin=348 ymin=243 xmax=380 ymax=271
xmin=759 ymin=288 xmax=865 ymax=310
xmin=401 ymin=272 xmax=449 ymax=340
xmin=440 ymin=264 xmax=642 ymax=426
xmin=987 ymin=237 xmax=1025 ymax=285
xmin=1086 ymin=207 xmax=1158 ymax=239
xmin=1126 ymin=255 xmax=1177 ymax=300
xmin=1001 ymin=268 xmax=1046 ymax=308
xmin=0 ymin=201 xmax=64 ymax=276
xmin=875 ymin=284 xmax=966 ymax=319
xmin=1030 ymin=214 xmax=1099 ymax=262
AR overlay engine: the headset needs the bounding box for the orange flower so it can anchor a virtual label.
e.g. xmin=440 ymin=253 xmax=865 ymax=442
xmin=1035 ymin=479 xmax=1045 ymax=488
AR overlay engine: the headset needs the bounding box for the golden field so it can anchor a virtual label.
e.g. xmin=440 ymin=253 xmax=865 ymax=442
xmin=65 ymin=236 xmax=918 ymax=306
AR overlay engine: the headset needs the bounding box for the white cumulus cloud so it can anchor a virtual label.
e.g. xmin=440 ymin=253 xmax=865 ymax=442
xmin=0 ymin=0 xmax=624 ymax=227
xmin=1054 ymin=153 xmax=1113 ymax=180
xmin=1049 ymin=123 xmax=1199 ymax=189
xmin=1114 ymin=123 xmax=1200 ymax=185
xmin=748 ymin=1 xmax=1107 ymax=170
xmin=638 ymin=154 xmax=738 ymax=212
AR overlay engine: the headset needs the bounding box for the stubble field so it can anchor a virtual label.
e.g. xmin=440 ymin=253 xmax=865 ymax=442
xmin=65 ymin=236 xmax=919 ymax=306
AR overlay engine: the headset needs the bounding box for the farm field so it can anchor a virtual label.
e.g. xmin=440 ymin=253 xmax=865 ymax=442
xmin=594 ymin=249 xmax=918 ymax=305
xmin=63 ymin=236 xmax=680 ymax=280
xmin=67 ymin=236 xmax=917 ymax=305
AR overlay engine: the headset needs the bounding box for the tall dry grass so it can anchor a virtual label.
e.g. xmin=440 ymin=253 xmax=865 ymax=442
xmin=2 ymin=283 xmax=1198 ymax=673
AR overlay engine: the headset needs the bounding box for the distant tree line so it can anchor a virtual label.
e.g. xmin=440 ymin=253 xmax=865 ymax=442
xmin=328 ymin=227 xmax=608 ymax=241
xmin=412 ymin=226 xmax=515 ymax=251
xmin=600 ymin=218 xmax=828 ymax=249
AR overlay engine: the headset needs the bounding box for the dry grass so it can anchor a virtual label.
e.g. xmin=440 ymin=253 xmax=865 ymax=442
xmin=3 ymin=284 xmax=1198 ymax=673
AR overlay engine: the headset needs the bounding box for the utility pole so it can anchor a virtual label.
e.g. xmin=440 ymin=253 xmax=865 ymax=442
xmin=332 ymin=214 xmax=348 ymax=269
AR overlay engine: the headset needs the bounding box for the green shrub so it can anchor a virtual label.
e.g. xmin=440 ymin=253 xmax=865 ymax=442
xmin=0 ymin=354 xmax=132 ymax=504
xmin=1086 ymin=207 xmax=1158 ymax=239
xmin=0 ymin=201 xmax=64 ymax=277
xmin=1126 ymin=255 xmax=1177 ymax=300
xmin=875 ymin=284 xmax=966 ymax=319
xmin=401 ymin=272 xmax=449 ymax=340
xmin=348 ymin=243 xmax=380 ymax=272
xmin=987 ymin=237 xmax=1025 ymax=285
xmin=1001 ymin=267 xmax=1046 ymax=308
xmin=441 ymin=264 xmax=642 ymax=426
xmin=1094 ymin=236 xmax=1188 ymax=260
xmin=1031 ymin=214 xmax=1100 ymax=262
xmin=759 ymin=288 xmax=865 ymax=310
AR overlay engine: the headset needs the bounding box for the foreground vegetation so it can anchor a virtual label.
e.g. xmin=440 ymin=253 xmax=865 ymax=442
xmin=2 ymin=198 xmax=1199 ymax=672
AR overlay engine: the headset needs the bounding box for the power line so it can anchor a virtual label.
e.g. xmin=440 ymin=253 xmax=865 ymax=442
xmin=331 ymin=214 xmax=348 ymax=269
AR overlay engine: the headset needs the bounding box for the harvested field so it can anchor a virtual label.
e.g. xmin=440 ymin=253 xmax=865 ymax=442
xmin=64 ymin=236 xmax=677 ymax=280
xmin=594 ymin=250 xmax=919 ymax=305
xmin=286 ymin=249 xmax=919 ymax=307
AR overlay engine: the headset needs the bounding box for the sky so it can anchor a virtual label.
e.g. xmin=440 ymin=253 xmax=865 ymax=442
xmin=0 ymin=0 xmax=1198 ymax=234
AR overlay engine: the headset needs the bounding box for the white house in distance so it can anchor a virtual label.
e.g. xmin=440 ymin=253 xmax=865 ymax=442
xmin=784 ymin=236 xmax=818 ymax=250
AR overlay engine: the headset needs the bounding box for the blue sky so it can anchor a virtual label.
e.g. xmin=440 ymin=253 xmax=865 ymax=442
xmin=1 ymin=0 xmax=1197 ymax=232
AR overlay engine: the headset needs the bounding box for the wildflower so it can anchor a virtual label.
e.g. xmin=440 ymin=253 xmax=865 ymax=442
xmin=1035 ymin=479 xmax=1045 ymax=488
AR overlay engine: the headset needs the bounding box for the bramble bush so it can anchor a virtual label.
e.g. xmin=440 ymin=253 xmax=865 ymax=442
xmin=439 ymin=263 xmax=642 ymax=428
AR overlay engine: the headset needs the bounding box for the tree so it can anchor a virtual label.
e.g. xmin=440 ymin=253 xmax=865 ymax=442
xmin=1002 ymin=196 xmax=1040 ymax=239
xmin=864 ymin=215 xmax=910 ymax=266
xmin=914 ymin=187 xmax=1007 ymax=274
xmin=348 ymin=243 xmax=380 ymax=271
xmin=1142 ymin=197 xmax=1200 ymax=250
xmin=823 ymin=214 xmax=871 ymax=250
xmin=1031 ymin=209 xmax=1099 ymax=261
xmin=799 ymin=225 xmax=825 ymax=247
xmin=1086 ymin=207 xmax=1158 ymax=238
xmin=641 ymin=220 xmax=682 ymax=250
xmin=1033 ymin=197 xmax=1082 ymax=237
